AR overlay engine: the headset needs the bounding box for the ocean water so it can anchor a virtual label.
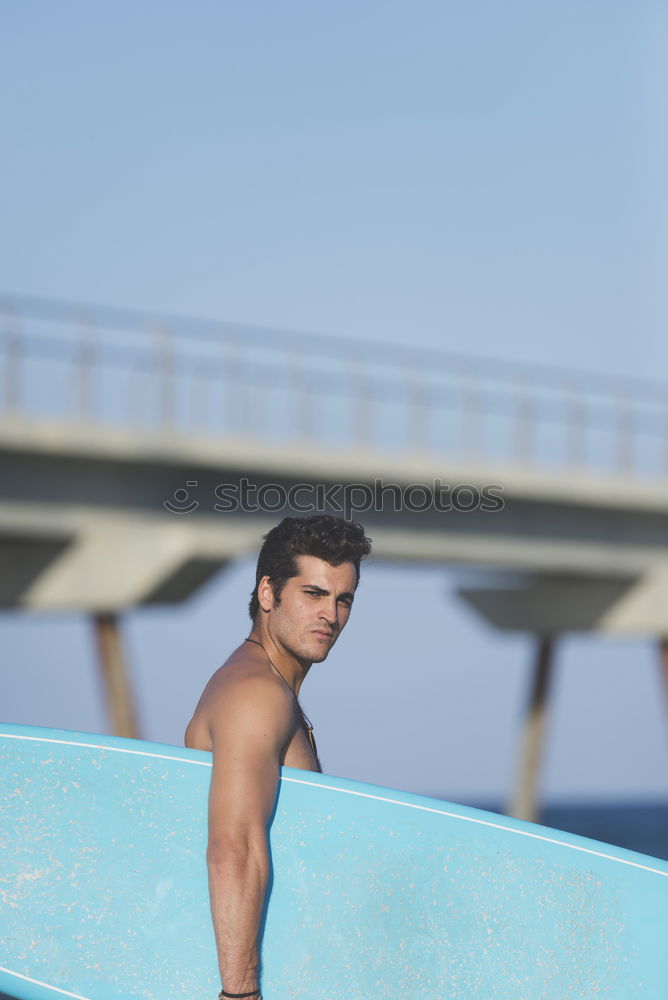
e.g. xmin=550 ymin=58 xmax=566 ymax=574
xmin=472 ymin=800 xmax=668 ymax=862
xmin=541 ymin=800 xmax=668 ymax=862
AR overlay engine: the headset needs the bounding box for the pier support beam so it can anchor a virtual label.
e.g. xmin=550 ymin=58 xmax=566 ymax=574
xmin=508 ymin=636 xmax=555 ymax=823
xmin=660 ymin=637 xmax=668 ymax=719
xmin=93 ymin=612 xmax=140 ymax=739
xmin=456 ymin=570 xmax=668 ymax=823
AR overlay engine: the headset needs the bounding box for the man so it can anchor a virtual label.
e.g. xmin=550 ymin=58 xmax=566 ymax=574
xmin=185 ymin=514 xmax=372 ymax=1000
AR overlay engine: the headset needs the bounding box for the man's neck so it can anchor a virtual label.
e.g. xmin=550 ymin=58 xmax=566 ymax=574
xmin=246 ymin=631 xmax=311 ymax=696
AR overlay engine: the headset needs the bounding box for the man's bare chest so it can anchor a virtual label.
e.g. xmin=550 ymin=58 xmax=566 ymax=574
xmin=281 ymin=724 xmax=320 ymax=773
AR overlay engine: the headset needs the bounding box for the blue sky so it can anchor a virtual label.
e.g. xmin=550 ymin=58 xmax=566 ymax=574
xmin=1 ymin=1 xmax=667 ymax=803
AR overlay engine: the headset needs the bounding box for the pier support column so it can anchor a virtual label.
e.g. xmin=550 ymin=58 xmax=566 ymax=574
xmin=660 ymin=637 xmax=668 ymax=718
xmin=93 ymin=612 xmax=140 ymax=739
xmin=508 ymin=636 xmax=556 ymax=823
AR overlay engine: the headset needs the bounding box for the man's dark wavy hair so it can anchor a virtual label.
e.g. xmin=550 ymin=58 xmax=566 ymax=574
xmin=249 ymin=515 xmax=372 ymax=620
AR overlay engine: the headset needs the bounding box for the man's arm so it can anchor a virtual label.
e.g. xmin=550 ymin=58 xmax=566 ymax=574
xmin=206 ymin=678 xmax=292 ymax=997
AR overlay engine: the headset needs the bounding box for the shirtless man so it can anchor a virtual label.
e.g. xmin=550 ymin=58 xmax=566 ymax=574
xmin=184 ymin=515 xmax=372 ymax=1000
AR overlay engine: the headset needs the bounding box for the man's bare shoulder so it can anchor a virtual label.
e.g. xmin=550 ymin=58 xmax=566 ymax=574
xmin=185 ymin=646 xmax=294 ymax=752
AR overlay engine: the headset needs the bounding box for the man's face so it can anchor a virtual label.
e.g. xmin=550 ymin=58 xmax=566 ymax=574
xmin=260 ymin=554 xmax=357 ymax=664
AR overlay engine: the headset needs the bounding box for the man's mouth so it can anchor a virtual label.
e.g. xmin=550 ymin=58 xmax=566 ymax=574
xmin=313 ymin=630 xmax=334 ymax=640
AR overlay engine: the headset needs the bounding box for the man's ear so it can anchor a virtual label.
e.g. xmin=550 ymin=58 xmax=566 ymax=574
xmin=258 ymin=575 xmax=275 ymax=613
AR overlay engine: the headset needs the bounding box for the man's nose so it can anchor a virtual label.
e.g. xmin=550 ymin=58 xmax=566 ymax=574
xmin=320 ymin=601 xmax=338 ymax=626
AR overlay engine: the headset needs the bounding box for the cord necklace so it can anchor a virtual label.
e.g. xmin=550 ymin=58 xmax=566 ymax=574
xmin=244 ymin=637 xmax=320 ymax=769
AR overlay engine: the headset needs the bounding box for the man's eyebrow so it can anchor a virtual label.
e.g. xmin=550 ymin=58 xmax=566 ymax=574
xmin=301 ymin=584 xmax=355 ymax=601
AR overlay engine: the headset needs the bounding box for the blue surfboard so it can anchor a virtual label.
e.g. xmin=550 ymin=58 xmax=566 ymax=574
xmin=1 ymin=723 xmax=667 ymax=1000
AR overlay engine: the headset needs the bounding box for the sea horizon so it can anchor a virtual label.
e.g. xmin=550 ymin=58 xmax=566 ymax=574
xmin=448 ymin=798 xmax=668 ymax=863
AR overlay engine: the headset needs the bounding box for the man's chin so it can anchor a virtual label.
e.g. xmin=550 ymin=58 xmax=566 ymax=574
xmin=310 ymin=649 xmax=330 ymax=663
xmin=307 ymin=640 xmax=334 ymax=663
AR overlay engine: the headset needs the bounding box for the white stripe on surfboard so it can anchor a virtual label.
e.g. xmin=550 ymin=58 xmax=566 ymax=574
xmin=283 ymin=776 xmax=668 ymax=879
xmin=0 ymin=731 xmax=211 ymax=766
xmin=2 ymin=730 xmax=667 ymax=880
xmin=0 ymin=966 xmax=91 ymax=1000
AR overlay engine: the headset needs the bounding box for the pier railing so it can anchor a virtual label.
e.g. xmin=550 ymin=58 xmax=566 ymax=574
xmin=1 ymin=295 xmax=667 ymax=480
